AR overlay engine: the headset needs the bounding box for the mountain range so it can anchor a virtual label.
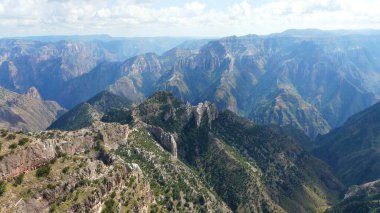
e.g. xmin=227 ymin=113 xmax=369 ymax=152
xmin=0 ymin=91 xmax=345 ymax=212
xmin=2 ymin=30 xmax=380 ymax=212
xmin=2 ymin=30 xmax=379 ymax=137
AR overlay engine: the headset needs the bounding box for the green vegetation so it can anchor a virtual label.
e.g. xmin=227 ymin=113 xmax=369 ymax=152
xmin=36 ymin=164 xmax=51 ymax=178
xmin=0 ymin=129 xmax=7 ymax=137
xmin=8 ymin=143 xmax=17 ymax=149
xmin=315 ymin=102 xmax=380 ymax=185
xmin=327 ymin=194 xmax=380 ymax=213
xmin=62 ymin=166 xmax=70 ymax=174
xmin=49 ymin=91 xmax=133 ymax=131
xmin=101 ymin=198 xmax=116 ymax=213
xmin=0 ymin=181 xmax=5 ymax=196
xmin=6 ymin=133 xmax=16 ymax=140
xmin=13 ymin=174 xmax=24 ymax=186
xmin=116 ymin=129 xmax=223 ymax=212
xmin=18 ymin=138 xmax=29 ymax=146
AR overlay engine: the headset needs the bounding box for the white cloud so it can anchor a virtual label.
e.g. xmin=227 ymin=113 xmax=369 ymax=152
xmin=0 ymin=0 xmax=380 ymax=37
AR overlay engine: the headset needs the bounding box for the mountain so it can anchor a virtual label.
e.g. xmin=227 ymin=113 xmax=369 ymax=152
xmin=3 ymin=30 xmax=380 ymax=138
xmin=46 ymin=31 xmax=380 ymax=138
xmin=327 ymin=179 xmax=380 ymax=213
xmin=314 ymin=101 xmax=380 ymax=186
xmin=0 ymin=121 xmax=230 ymax=212
xmin=0 ymin=39 xmax=118 ymax=100
xmin=0 ymin=87 xmax=65 ymax=132
xmin=49 ymin=91 xmax=133 ymax=131
xmin=99 ymin=91 xmax=343 ymax=212
xmin=0 ymin=37 xmax=199 ymax=103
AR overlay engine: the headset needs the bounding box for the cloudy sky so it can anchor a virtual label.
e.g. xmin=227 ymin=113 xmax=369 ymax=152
xmin=1 ymin=0 xmax=380 ymax=37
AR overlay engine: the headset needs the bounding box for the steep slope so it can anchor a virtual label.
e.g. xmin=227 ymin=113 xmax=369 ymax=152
xmin=49 ymin=90 xmax=133 ymax=131
xmin=57 ymin=53 xmax=171 ymax=108
xmin=327 ymin=179 xmax=380 ymax=213
xmin=0 ymin=37 xmax=195 ymax=105
xmin=0 ymin=87 xmax=65 ymax=132
xmin=104 ymin=91 xmax=344 ymax=212
xmin=52 ymin=32 xmax=380 ymax=138
xmin=314 ymin=102 xmax=380 ymax=186
xmin=0 ymin=122 xmax=230 ymax=212
xmin=161 ymin=35 xmax=380 ymax=137
xmin=0 ymin=40 xmax=117 ymax=99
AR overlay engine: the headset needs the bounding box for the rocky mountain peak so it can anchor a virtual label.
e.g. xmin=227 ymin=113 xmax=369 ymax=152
xmin=26 ymin=86 xmax=42 ymax=100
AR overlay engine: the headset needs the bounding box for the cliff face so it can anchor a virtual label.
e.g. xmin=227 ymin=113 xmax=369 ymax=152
xmin=0 ymin=122 xmax=129 ymax=180
xmin=0 ymin=87 xmax=66 ymax=132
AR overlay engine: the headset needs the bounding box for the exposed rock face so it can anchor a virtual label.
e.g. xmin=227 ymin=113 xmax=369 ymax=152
xmin=11 ymin=158 xmax=154 ymax=213
xmin=0 ymin=116 xmax=229 ymax=212
xmin=344 ymin=179 xmax=380 ymax=199
xmin=146 ymin=125 xmax=177 ymax=158
xmin=25 ymin=87 xmax=42 ymax=100
xmin=0 ymin=122 xmax=130 ymax=180
xmin=0 ymin=87 xmax=66 ymax=132
xmin=193 ymin=102 xmax=218 ymax=128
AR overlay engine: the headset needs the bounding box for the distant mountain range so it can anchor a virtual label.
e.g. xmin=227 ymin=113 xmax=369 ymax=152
xmin=1 ymin=29 xmax=380 ymax=137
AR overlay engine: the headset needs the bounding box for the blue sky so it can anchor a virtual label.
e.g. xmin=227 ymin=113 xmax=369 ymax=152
xmin=0 ymin=0 xmax=380 ymax=37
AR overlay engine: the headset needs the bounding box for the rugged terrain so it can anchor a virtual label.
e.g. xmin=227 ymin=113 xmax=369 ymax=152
xmin=25 ymin=30 xmax=380 ymax=138
xmin=0 ymin=121 xmax=229 ymax=212
xmin=64 ymin=91 xmax=345 ymax=212
xmin=0 ymin=87 xmax=65 ymax=132
xmin=0 ymin=37 xmax=197 ymax=103
xmin=0 ymin=91 xmax=347 ymax=212
xmin=326 ymin=179 xmax=380 ymax=212
xmin=49 ymin=91 xmax=133 ymax=131
xmin=314 ymin=101 xmax=380 ymax=186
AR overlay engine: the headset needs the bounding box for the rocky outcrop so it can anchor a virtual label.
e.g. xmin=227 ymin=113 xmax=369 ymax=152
xmin=344 ymin=179 xmax=380 ymax=199
xmin=25 ymin=87 xmax=42 ymax=100
xmin=0 ymin=122 xmax=130 ymax=180
xmin=11 ymin=158 xmax=154 ymax=213
xmin=146 ymin=125 xmax=177 ymax=158
xmin=193 ymin=101 xmax=218 ymax=128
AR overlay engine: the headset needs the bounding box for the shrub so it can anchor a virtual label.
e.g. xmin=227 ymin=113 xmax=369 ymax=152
xmin=0 ymin=181 xmax=5 ymax=196
xmin=47 ymin=184 xmax=55 ymax=189
xmin=110 ymin=192 xmax=116 ymax=199
xmin=0 ymin=129 xmax=7 ymax=137
xmin=18 ymin=138 xmax=29 ymax=146
xmin=6 ymin=133 xmax=16 ymax=140
xmin=36 ymin=164 xmax=51 ymax=178
xmin=101 ymin=199 xmax=115 ymax=213
xmin=14 ymin=173 xmax=24 ymax=186
xmin=62 ymin=166 xmax=70 ymax=174
xmin=8 ymin=143 xmax=18 ymax=149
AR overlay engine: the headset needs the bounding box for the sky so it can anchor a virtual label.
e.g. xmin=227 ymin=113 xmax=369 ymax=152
xmin=1 ymin=0 xmax=380 ymax=37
